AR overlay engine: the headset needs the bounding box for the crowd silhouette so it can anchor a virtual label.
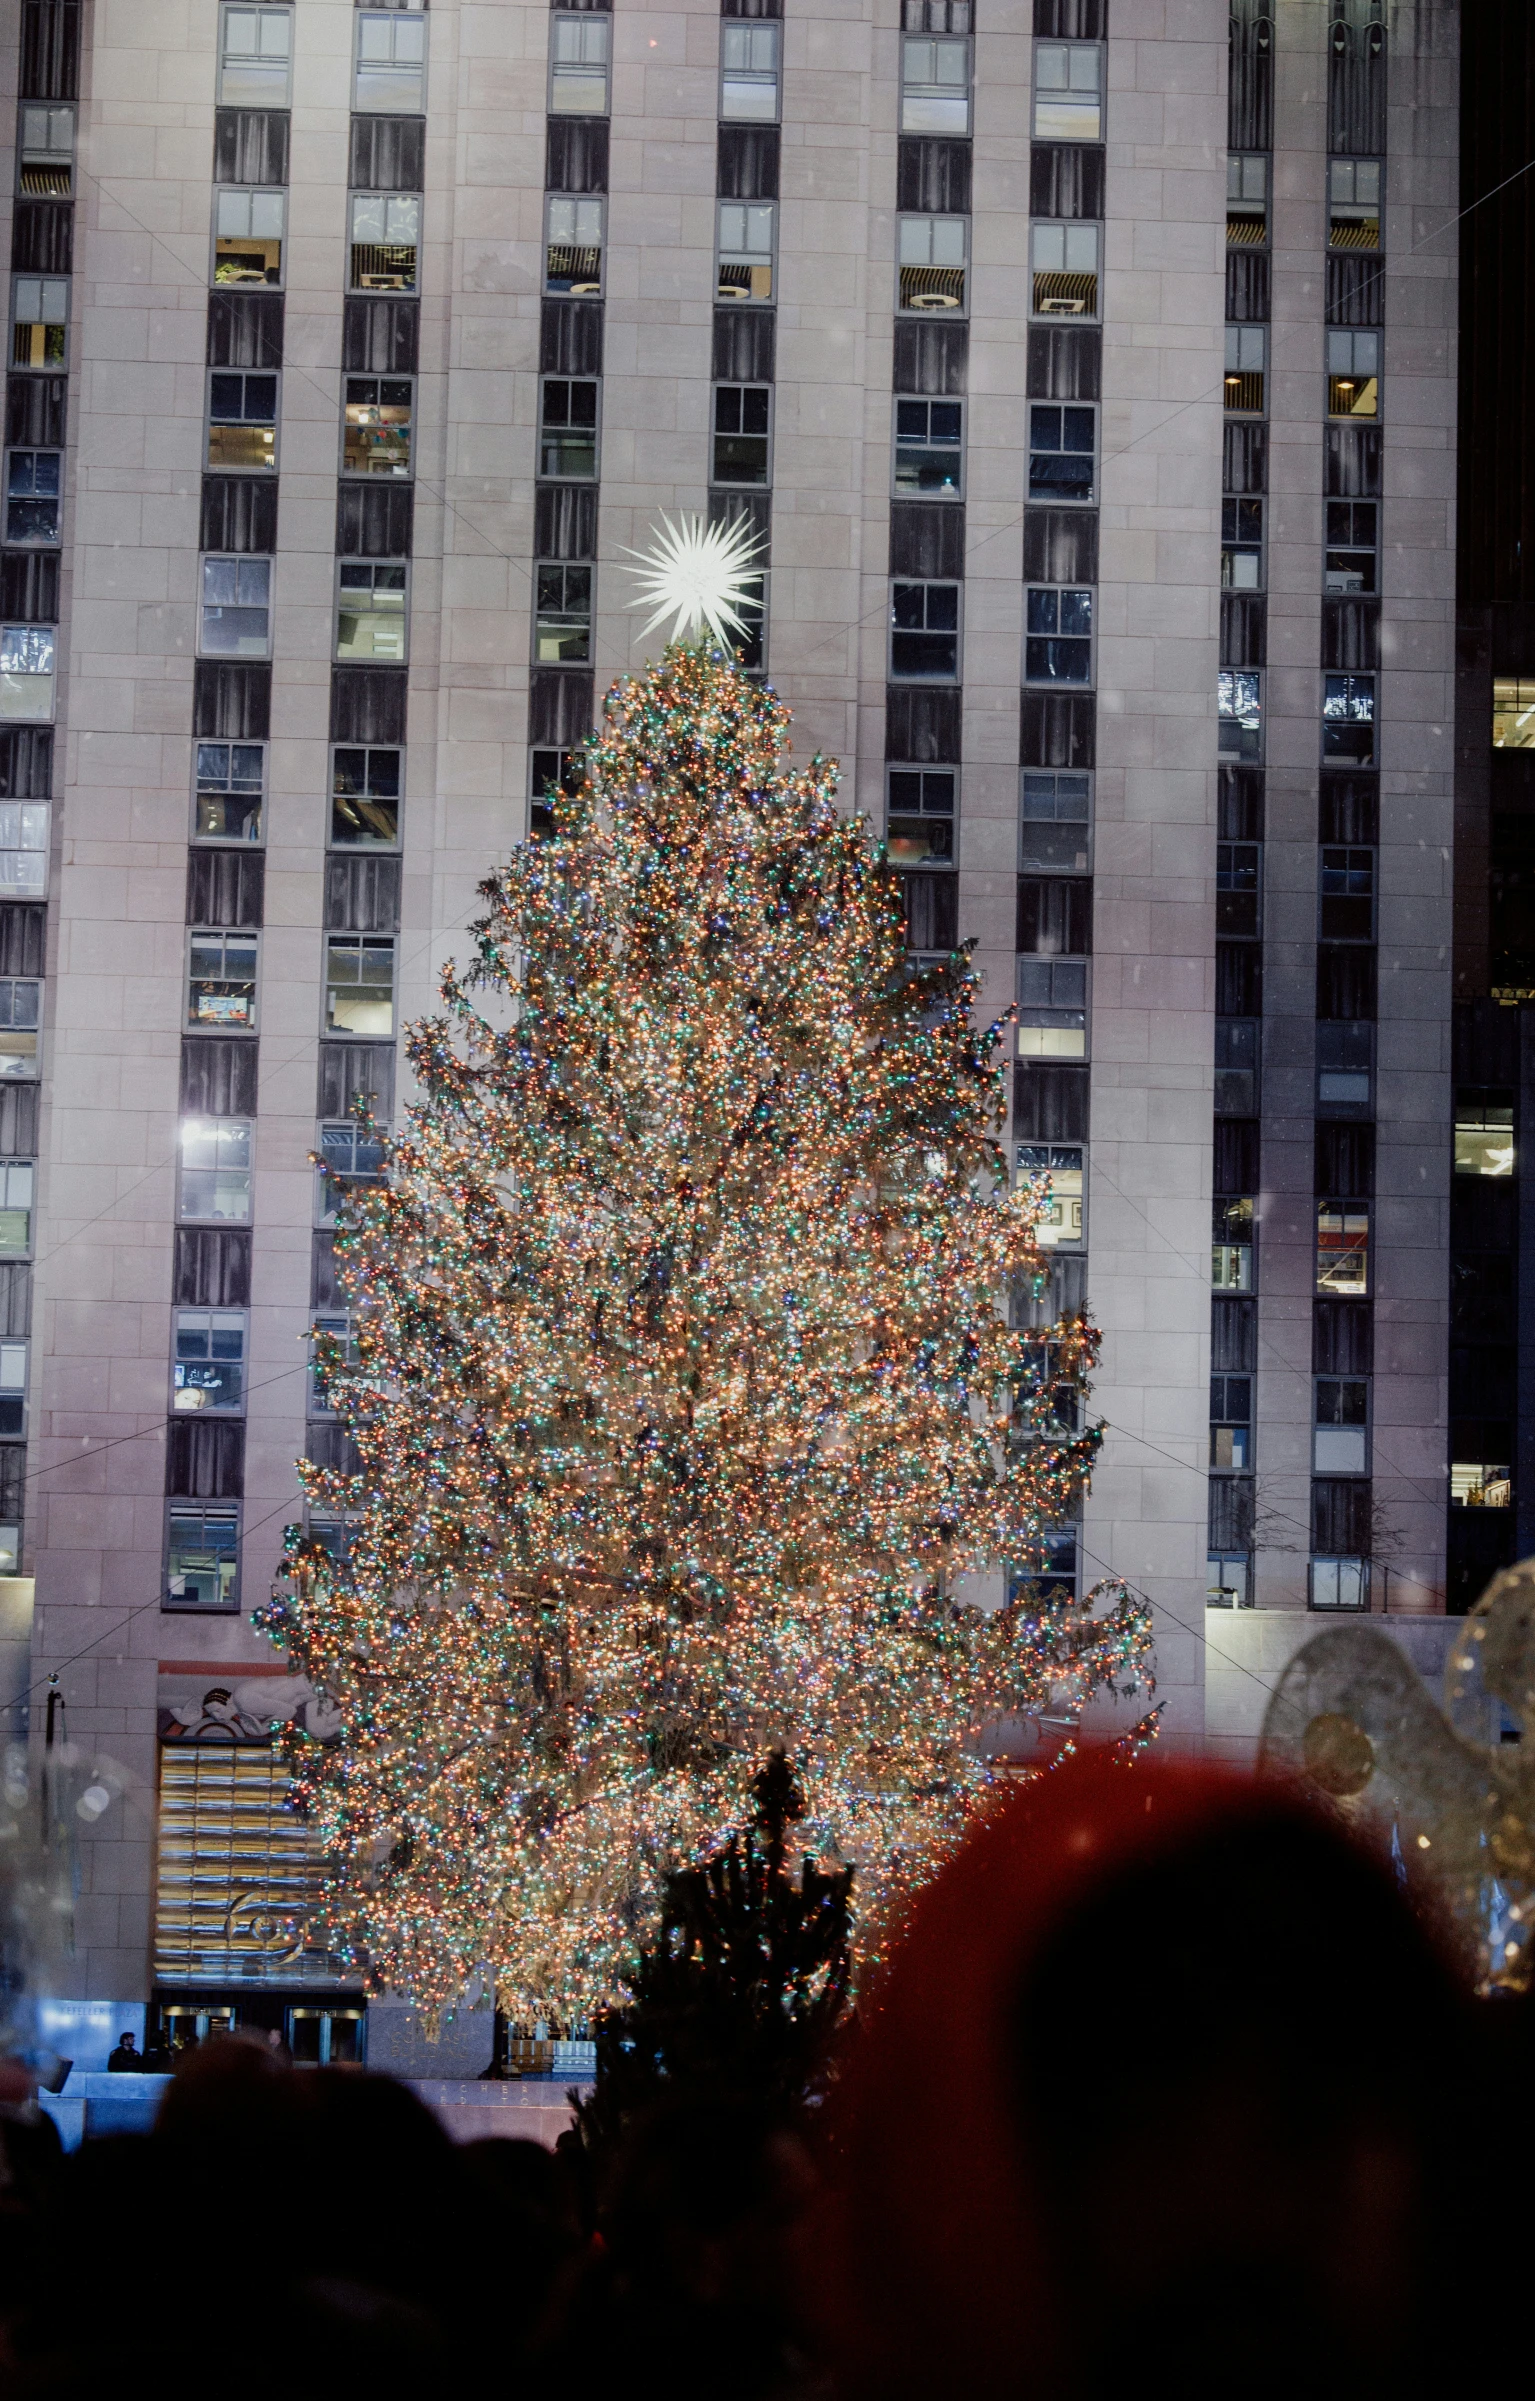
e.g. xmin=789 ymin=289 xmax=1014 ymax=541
xmin=0 ymin=1756 xmax=1519 ymax=2399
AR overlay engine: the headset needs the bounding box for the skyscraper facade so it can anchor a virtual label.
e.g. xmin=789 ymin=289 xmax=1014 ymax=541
xmin=2 ymin=0 xmax=1459 ymax=2032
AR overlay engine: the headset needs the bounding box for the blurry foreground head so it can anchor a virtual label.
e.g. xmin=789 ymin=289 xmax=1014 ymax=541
xmin=823 ymin=1756 xmax=1473 ymax=2401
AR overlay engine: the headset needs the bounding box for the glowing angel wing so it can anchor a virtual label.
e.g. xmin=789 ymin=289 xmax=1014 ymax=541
xmin=621 ymin=512 xmax=765 ymax=650
xmin=1261 ymin=1620 xmax=1520 ymax=1983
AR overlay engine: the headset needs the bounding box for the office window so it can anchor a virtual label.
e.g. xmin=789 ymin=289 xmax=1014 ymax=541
xmin=893 ymin=398 xmax=961 ymax=498
xmin=306 ymin=1517 xmax=358 ymax=1569
xmin=196 ymin=741 xmax=265 ymax=844
xmin=173 ymin=1310 xmax=247 ymax=1414
xmin=550 ymin=12 xmax=610 ymax=115
xmin=343 ymin=377 xmax=412 ymax=477
xmin=1322 ymin=672 xmax=1375 ymax=765
xmin=1494 ymin=679 xmax=1535 ymax=751
xmin=890 ymin=581 xmax=959 ymax=680
xmin=1221 ymin=495 xmax=1262 ymax=590
xmin=207 ymin=370 xmax=278 ymax=472
xmin=1020 ymin=770 xmax=1090 ymax=873
xmin=1329 ymin=157 xmax=1381 ymax=250
xmin=1224 ymin=324 xmax=1265 ymax=413
xmin=539 ymin=378 xmax=598 ymax=479
xmin=1216 ymin=1016 xmax=1259 ymax=1114
xmin=187 ymin=931 xmax=258 ymax=1032
xmin=1327 ymin=329 xmax=1379 ymax=418
xmin=1451 ymin=1462 xmax=1512 ymax=1510
xmin=0 ymin=802 xmax=44 ymax=899
xmin=713 ymin=385 xmax=771 ymax=486
xmin=1033 ymin=43 xmax=1102 ymax=141
xmin=336 ymin=560 xmax=407 ymax=662
xmin=1030 ymin=222 xmax=1099 ymax=320
xmin=544 ymin=195 xmax=602 ymax=296
xmin=1317 ymin=1020 xmax=1372 ymax=1113
xmin=1217 ymin=841 xmax=1260 ymax=936
xmin=0 ymin=1161 xmax=33 ymax=1254
xmin=722 ymin=21 xmax=780 ymax=122
xmin=6 ymin=450 xmax=60 ymax=547
xmin=529 ymin=746 xmax=583 ymax=837
xmin=1310 ymin=1556 xmax=1368 ymax=1612
xmin=317 ymin=1121 xmax=386 ymax=1224
xmin=1025 ymin=586 xmax=1092 ymax=685
xmin=897 ymin=214 xmax=965 ymax=314
xmin=165 ymin=1504 xmax=240 ymax=1612
xmin=309 ymin=1313 xmax=360 ymax=1417
xmin=0 ymin=980 xmax=39 ymax=1080
xmin=901 ymin=34 xmax=969 ymax=135
xmin=1217 ymin=668 xmax=1261 ymax=762
xmin=1210 ymin=1374 xmax=1252 ymax=1471
xmin=350 ymin=192 xmax=421 ymax=293
xmin=355 ymin=10 xmax=426 ymax=113
xmin=1227 ymin=153 xmax=1267 ymax=244
xmin=325 ymin=935 xmax=396 ymax=1037
xmin=200 ymin=556 xmax=272 ymax=659
xmin=332 ymin=746 xmax=401 ymax=848
xmin=886 ymin=767 xmax=955 ymax=870
xmin=213 ymin=189 xmax=284 ymax=288
xmin=1207 ymin=1550 xmax=1252 ymax=1608
xmin=732 ymin=575 xmax=766 ymax=671
xmin=218 ymin=6 xmax=293 ymax=107
xmin=1454 ymin=1095 xmax=1515 ymax=1178
xmin=1314 ymin=1377 xmax=1368 ymax=1475
xmin=534 ymin=563 xmax=591 ymax=665
xmin=11 ymin=275 xmax=66 ymax=370
xmin=1016 ymin=1144 xmax=1084 ymax=1250
xmin=0 ymin=627 xmax=53 ymax=724
xmin=1324 ymin=500 xmax=1378 ymax=593
xmin=18 ymin=104 xmax=73 ymax=198
xmin=717 ymin=202 xmax=774 ymax=304
xmin=180 ymin=1119 xmax=254 ymax=1222
xmin=1320 ymin=845 xmax=1374 ymax=940
xmin=1009 ymin=1526 xmax=1079 ymax=1602
xmin=1016 ymin=959 xmax=1087 ymax=1060
xmin=1317 ymin=1202 xmax=1369 ymax=1296
xmin=0 ymin=1340 xmax=27 ymax=1437
xmin=1028 ymin=404 xmax=1094 ymax=502
xmin=1213 ymin=1196 xmax=1254 ymax=1291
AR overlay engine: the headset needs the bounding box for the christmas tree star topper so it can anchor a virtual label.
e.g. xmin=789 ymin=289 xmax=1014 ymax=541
xmin=622 ymin=510 xmax=765 ymax=649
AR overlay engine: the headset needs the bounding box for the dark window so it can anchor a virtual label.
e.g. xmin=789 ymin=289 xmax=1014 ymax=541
xmin=891 ymin=580 xmax=959 ymax=678
xmin=195 ymin=740 xmax=265 ymax=843
xmin=1217 ymin=842 xmax=1260 ymax=937
xmin=1320 ymin=845 xmax=1374 ymax=939
xmin=1028 ymin=402 xmax=1094 ymax=501
xmin=539 ymin=377 xmax=598 ymax=479
xmin=712 ymin=384 xmax=770 ymax=485
xmin=4 ymin=447 xmax=58 ymax=544
xmin=1025 ymin=585 xmax=1091 ymax=682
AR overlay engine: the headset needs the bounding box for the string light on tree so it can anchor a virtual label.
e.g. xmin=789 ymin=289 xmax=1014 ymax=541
xmin=260 ymin=601 xmax=1150 ymax=2023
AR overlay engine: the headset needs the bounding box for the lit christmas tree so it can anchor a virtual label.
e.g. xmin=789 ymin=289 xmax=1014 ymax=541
xmin=262 ymin=542 xmax=1149 ymax=2021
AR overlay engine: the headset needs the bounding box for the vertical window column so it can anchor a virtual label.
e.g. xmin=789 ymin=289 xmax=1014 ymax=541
xmin=710 ymin=0 xmax=780 ymax=676
xmin=0 ymin=0 xmax=78 ymax=1570
xmin=1209 ymin=0 xmax=1271 ymax=1609
xmin=531 ymin=1 xmax=609 ymax=827
xmin=1310 ymin=0 xmax=1385 ymax=1612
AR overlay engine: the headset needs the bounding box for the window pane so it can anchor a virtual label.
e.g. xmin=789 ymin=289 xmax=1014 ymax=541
xmin=180 ymin=1119 xmax=253 ymax=1222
